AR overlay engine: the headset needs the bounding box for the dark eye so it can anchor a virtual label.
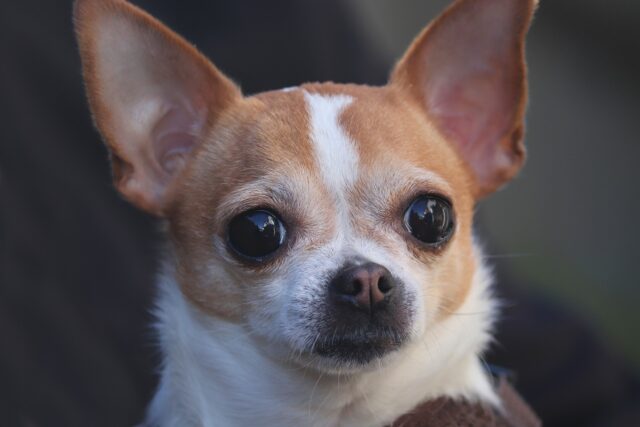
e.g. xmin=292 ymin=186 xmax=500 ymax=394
xmin=228 ymin=209 xmax=286 ymax=261
xmin=403 ymin=196 xmax=454 ymax=246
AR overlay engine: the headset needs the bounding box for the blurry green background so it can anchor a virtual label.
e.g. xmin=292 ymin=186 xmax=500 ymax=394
xmin=347 ymin=0 xmax=640 ymax=370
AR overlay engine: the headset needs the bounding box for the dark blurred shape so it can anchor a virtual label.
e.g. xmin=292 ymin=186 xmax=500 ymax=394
xmin=0 ymin=0 xmax=159 ymax=424
xmin=134 ymin=0 xmax=389 ymax=93
xmin=0 ymin=0 xmax=638 ymax=426
xmin=490 ymin=270 xmax=640 ymax=427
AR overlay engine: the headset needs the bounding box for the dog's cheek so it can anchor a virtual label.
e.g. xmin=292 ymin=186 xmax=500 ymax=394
xmin=275 ymin=250 xmax=341 ymax=351
xmin=172 ymin=257 xmax=246 ymax=322
xmin=222 ymin=251 xmax=321 ymax=350
xmin=240 ymin=277 xmax=284 ymax=343
xmin=387 ymin=254 xmax=428 ymax=338
xmin=168 ymin=232 xmax=255 ymax=322
xmin=426 ymin=234 xmax=476 ymax=322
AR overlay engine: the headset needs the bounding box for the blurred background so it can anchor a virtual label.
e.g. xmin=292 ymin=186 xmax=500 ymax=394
xmin=1 ymin=0 xmax=638 ymax=426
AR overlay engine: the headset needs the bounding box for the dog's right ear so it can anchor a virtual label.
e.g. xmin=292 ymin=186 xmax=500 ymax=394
xmin=74 ymin=0 xmax=241 ymax=215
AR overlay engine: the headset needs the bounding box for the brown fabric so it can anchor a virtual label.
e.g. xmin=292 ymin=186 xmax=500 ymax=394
xmin=389 ymin=377 xmax=541 ymax=427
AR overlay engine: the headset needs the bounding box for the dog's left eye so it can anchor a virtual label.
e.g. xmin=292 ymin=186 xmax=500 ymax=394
xmin=227 ymin=209 xmax=286 ymax=261
xmin=403 ymin=196 xmax=454 ymax=246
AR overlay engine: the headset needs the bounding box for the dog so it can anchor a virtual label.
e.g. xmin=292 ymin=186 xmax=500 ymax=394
xmin=74 ymin=0 xmax=538 ymax=425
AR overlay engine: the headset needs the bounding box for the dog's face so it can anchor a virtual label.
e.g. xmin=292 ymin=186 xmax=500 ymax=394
xmin=171 ymin=85 xmax=477 ymax=369
xmin=75 ymin=0 xmax=535 ymax=371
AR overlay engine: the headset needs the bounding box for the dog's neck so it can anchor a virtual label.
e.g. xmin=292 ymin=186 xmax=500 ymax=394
xmin=145 ymin=244 xmax=497 ymax=427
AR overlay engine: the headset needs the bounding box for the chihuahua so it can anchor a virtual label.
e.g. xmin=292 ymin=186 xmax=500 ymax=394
xmin=74 ymin=0 xmax=537 ymax=425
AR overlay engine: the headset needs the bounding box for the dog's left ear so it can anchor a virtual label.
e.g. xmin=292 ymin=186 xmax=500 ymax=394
xmin=391 ymin=0 xmax=538 ymax=198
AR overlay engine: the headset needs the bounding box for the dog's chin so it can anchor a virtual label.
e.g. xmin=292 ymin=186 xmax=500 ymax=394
xmin=292 ymin=329 xmax=410 ymax=374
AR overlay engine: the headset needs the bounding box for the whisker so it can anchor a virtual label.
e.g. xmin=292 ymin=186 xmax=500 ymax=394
xmin=481 ymin=252 xmax=533 ymax=260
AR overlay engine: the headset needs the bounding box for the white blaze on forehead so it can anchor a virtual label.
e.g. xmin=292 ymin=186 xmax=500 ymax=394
xmin=304 ymin=92 xmax=358 ymax=214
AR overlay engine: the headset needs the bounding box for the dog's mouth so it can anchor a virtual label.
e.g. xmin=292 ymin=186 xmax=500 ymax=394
xmin=286 ymin=276 xmax=414 ymax=368
xmin=311 ymin=326 xmax=409 ymax=365
xmin=308 ymin=300 xmax=412 ymax=366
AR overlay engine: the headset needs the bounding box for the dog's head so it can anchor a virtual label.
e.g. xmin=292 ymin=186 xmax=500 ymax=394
xmin=75 ymin=0 xmax=536 ymax=371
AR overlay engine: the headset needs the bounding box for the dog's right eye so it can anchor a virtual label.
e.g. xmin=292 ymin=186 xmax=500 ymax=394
xmin=227 ymin=209 xmax=286 ymax=261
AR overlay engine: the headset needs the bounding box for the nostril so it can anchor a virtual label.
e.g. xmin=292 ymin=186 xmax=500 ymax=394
xmin=330 ymin=272 xmax=364 ymax=298
xmin=378 ymin=275 xmax=393 ymax=294
xmin=345 ymin=279 xmax=362 ymax=296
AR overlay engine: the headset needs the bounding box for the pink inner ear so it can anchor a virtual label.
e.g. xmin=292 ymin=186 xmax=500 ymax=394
xmin=389 ymin=0 xmax=533 ymax=195
xmin=151 ymin=103 xmax=207 ymax=175
xmin=428 ymin=65 xmax=516 ymax=163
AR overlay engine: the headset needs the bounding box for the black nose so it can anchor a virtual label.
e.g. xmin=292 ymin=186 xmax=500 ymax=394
xmin=329 ymin=262 xmax=395 ymax=313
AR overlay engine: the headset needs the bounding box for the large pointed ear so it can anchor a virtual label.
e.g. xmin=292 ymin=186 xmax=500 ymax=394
xmin=391 ymin=0 xmax=538 ymax=198
xmin=74 ymin=0 xmax=241 ymax=215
